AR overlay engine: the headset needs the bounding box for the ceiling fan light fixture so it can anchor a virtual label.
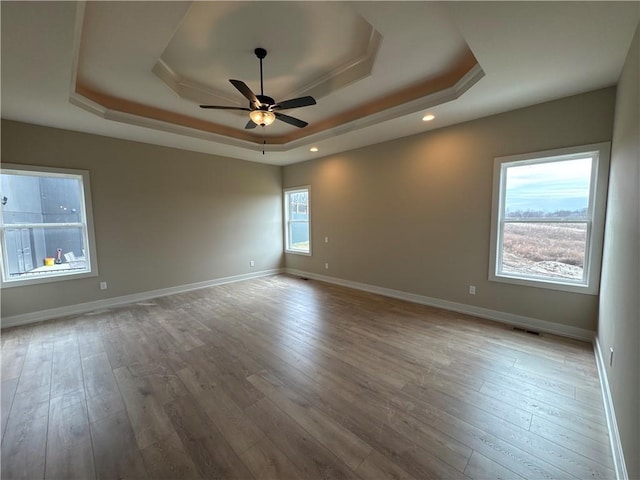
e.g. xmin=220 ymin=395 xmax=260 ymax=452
xmin=200 ymin=48 xmax=315 ymax=129
xmin=249 ymin=109 xmax=276 ymax=126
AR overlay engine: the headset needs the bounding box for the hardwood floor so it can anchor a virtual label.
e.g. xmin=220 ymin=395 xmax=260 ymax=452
xmin=1 ymin=274 xmax=613 ymax=479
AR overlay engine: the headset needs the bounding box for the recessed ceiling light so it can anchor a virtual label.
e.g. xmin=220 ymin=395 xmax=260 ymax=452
xmin=310 ymin=147 xmax=319 ymax=152
xmin=422 ymin=114 xmax=435 ymax=122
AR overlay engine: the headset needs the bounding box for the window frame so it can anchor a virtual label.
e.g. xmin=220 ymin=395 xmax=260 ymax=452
xmin=488 ymin=142 xmax=610 ymax=295
xmin=283 ymin=185 xmax=311 ymax=256
xmin=0 ymin=163 xmax=99 ymax=287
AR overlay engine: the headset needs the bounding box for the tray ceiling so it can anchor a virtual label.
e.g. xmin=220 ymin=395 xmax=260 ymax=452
xmin=2 ymin=2 xmax=638 ymax=165
xmin=71 ymin=1 xmax=481 ymax=150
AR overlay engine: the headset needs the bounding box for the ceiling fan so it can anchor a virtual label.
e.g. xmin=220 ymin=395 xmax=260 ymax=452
xmin=200 ymin=48 xmax=316 ymax=129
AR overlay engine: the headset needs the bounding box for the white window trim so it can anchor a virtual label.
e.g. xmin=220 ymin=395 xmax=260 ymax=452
xmin=283 ymin=185 xmax=311 ymax=256
xmin=0 ymin=164 xmax=99 ymax=288
xmin=488 ymin=142 xmax=610 ymax=295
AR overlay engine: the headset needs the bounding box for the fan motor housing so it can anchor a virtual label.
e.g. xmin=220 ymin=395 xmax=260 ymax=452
xmin=255 ymin=95 xmax=275 ymax=109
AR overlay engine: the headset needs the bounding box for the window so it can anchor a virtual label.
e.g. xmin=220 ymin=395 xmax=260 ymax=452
xmin=489 ymin=143 xmax=609 ymax=294
xmin=1 ymin=164 xmax=98 ymax=287
xmin=284 ymin=186 xmax=311 ymax=255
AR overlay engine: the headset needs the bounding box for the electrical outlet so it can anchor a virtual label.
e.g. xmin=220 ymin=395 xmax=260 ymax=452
xmin=324 ymin=236 xmax=329 ymax=243
xmin=469 ymin=285 xmax=476 ymax=295
xmin=325 ymin=262 xmax=329 ymax=269
xmin=249 ymin=260 xmax=255 ymax=267
xmin=99 ymin=281 xmax=108 ymax=290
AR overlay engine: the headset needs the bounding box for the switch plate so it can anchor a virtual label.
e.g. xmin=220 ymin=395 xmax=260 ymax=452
xmin=469 ymin=285 xmax=476 ymax=295
xmin=325 ymin=262 xmax=329 ymax=269
xmin=99 ymin=281 xmax=108 ymax=290
xmin=324 ymin=236 xmax=329 ymax=243
xmin=249 ymin=260 xmax=255 ymax=267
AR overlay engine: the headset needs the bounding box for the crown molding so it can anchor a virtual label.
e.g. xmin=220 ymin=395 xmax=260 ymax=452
xmin=283 ymin=64 xmax=485 ymax=151
xmin=69 ymin=59 xmax=483 ymax=153
xmin=152 ymin=58 xmax=243 ymax=106
xmin=154 ymin=18 xmax=382 ymax=105
xmin=291 ymin=27 xmax=383 ymax=100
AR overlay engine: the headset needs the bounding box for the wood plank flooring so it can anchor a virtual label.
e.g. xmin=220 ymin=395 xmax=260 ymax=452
xmin=1 ymin=274 xmax=614 ymax=479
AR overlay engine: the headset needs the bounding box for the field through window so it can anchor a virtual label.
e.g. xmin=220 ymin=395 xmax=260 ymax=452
xmin=501 ymin=222 xmax=587 ymax=281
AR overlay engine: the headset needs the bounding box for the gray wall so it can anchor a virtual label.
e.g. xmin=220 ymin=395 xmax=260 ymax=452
xmin=598 ymin=24 xmax=639 ymax=479
xmin=1 ymin=120 xmax=284 ymax=318
xmin=283 ymin=87 xmax=616 ymax=333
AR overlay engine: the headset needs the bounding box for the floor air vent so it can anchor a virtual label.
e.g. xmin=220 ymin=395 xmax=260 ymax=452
xmin=513 ymin=326 xmax=540 ymax=336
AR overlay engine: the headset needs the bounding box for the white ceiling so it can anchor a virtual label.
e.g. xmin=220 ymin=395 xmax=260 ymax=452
xmin=2 ymin=1 xmax=638 ymax=166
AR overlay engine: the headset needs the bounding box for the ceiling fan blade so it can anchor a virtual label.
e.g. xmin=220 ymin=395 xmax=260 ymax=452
xmin=199 ymin=105 xmax=250 ymax=111
xmin=230 ymin=79 xmax=259 ymax=105
xmin=244 ymin=119 xmax=257 ymax=129
xmin=274 ymin=112 xmax=308 ymax=128
xmin=272 ymin=96 xmax=316 ymax=111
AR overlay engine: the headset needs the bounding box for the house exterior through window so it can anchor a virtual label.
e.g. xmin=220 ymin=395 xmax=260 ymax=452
xmin=0 ymin=164 xmax=98 ymax=287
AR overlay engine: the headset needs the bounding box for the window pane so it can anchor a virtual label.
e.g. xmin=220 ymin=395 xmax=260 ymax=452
xmin=1 ymin=165 xmax=96 ymax=286
xmin=288 ymin=191 xmax=309 ymax=221
xmin=285 ymin=189 xmax=310 ymax=254
xmin=290 ymin=221 xmax=309 ymax=251
xmin=500 ymin=222 xmax=587 ymax=281
xmin=1 ymin=173 xmax=83 ymax=224
xmin=3 ymin=226 xmax=88 ymax=279
xmin=504 ymin=158 xmax=592 ymax=219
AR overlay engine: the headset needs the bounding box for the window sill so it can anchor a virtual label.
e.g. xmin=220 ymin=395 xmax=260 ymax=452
xmin=489 ymin=272 xmax=597 ymax=295
xmin=285 ymin=249 xmax=312 ymax=257
xmin=1 ymin=269 xmax=98 ymax=288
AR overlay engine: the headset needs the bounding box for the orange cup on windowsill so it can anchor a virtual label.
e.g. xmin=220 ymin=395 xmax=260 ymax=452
xmin=44 ymin=257 xmax=55 ymax=266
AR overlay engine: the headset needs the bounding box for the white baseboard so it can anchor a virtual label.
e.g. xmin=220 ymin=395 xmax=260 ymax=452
xmin=3 ymin=266 xmax=597 ymax=344
xmin=594 ymin=336 xmax=628 ymax=480
xmin=285 ymin=268 xmax=595 ymax=341
xmin=1 ymin=268 xmax=283 ymax=329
